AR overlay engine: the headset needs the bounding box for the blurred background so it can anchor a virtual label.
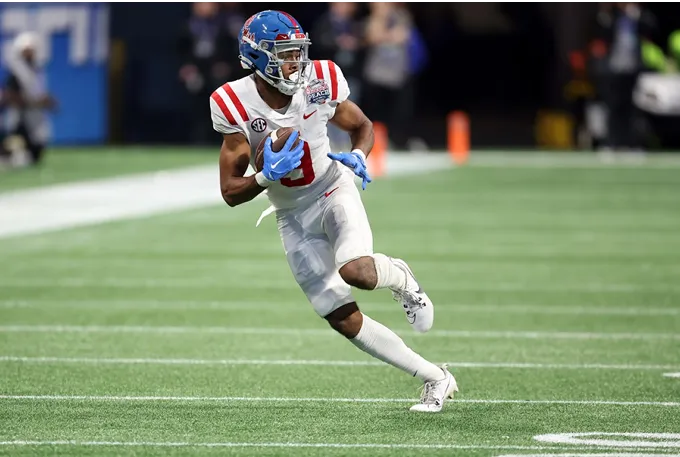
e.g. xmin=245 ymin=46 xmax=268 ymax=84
xmin=3 ymin=2 xmax=680 ymax=169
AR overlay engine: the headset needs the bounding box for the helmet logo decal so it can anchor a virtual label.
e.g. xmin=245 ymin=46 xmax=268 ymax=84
xmin=242 ymin=15 xmax=256 ymax=43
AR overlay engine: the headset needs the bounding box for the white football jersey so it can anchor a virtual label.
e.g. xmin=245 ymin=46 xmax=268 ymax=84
xmin=210 ymin=60 xmax=351 ymax=210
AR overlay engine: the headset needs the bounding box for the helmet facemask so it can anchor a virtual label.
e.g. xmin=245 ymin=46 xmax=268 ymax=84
xmin=257 ymin=35 xmax=312 ymax=96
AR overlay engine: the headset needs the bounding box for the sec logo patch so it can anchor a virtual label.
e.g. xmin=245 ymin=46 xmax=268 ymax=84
xmin=251 ymin=118 xmax=267 ymax=132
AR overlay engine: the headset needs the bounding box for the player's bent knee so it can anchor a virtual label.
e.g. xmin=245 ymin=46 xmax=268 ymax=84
xmin=339 ymin=257 xmax=377 ymax=290
xmin=325 ymin=302 xmax=363 ymax=338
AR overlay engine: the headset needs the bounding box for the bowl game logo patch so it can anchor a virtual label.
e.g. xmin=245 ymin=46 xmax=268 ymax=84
xmin=306 ymin=79 xmax=330 ymax=105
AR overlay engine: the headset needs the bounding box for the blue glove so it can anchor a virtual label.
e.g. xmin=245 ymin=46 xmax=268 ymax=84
xmin=262 ymin=130 xmax=304 ymax=181
xmin=327 ymin=150 xmax=372 ymax=190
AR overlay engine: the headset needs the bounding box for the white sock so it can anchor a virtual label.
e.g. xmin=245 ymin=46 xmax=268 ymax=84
xmin=371 ymin=253 xmax=407 ymax=290
xmin=350 ymin=313 xmax=444 ymax=382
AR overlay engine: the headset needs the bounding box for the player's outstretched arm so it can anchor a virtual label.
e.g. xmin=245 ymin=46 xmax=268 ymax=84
xmin=330 ymin=99 xmax=375 ymax=157
xmin=219 ymin=132 xmax=267 ymax=207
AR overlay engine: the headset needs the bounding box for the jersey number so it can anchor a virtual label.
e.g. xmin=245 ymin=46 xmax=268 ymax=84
xmin=281 ymin=142 xmax=315 ymax=187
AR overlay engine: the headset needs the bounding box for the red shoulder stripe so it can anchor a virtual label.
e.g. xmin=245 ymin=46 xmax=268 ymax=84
xmin=211 ymin=91 xmax=237 ymax=126
xmin=313 ymin=60 xmax=323 ymax=79
xmin=222 ymin=83 xmax=249 ymax=122
xmin=328 ymin=61 xmax=338 ymax=101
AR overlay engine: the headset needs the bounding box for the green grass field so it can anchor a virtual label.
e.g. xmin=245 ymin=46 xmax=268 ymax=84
xmin=1 ymin=149 xmax=680 ymax=456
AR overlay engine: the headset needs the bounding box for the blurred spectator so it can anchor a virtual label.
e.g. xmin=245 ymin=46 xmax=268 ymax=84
xmin=218 ymin=3 xmax=245 ymax=80
xmin=2 ymin=32 xmax=56 ymax=169
xmin=589 ymin=2 xmax=660 ymax=152
xmin=177 ymin=2 xmax=242 ymax=145
xmin=0 ymin=88 xmax=8 ymax=170
xmin=667 ymin=29 xmax=680 ymax=72
xmin=220 ymin=3 xmax=246 ymax=50
xmin=312 ymin=2 xmax=364 ymax=102
xmin=362 ymin=3 xmax=427 ymax=151
xmin=312 ymin=2 xmax=365 ymax=150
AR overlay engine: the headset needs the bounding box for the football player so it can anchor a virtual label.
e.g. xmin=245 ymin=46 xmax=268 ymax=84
xmin=210 ymin=10 xmax=457 ymax=412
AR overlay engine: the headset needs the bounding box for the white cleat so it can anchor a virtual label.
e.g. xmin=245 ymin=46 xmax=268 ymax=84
xmin=409 ymin=365 xmax=458 ymax=413
xmin=389 ymin=257 xmax=434 ymax=333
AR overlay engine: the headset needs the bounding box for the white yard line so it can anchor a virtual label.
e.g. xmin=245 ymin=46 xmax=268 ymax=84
xmin=1 ymin=278 xmax=678 ymax=292
xmin=0 ymin=325 xmax=677 ymax=341
xmin=0 ymin=165 xmax=223 ymax=239
xmin=0 ymin=155 xmax=449 ymax=240
xmin=0 ymin=394 xmax=678 ymax=407
xmin=3 ymin=299 xmax=679 ymax=317
xmin=496 ymin=454 xmax=673 ymax=457
xmin=468 ymin=151 xmax=680 ymax=168
xmin=534 ymin=433 xmax=680 ymax=449
xmin=1 ymin=356 xmax=677 ymax=371
xmin=0 ymin=440 xmax=666 ymax=451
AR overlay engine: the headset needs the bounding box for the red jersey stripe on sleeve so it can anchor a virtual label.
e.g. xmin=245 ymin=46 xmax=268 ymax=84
xmin=313 ymin=60 xmax=323 ymax=79
xmin=327 ymin=60 xmax=338 ymax=101
xmin=223 ymin=83 xmax=249 ymax=122
xmin=211 ymin=91 xmax=237 ymax=126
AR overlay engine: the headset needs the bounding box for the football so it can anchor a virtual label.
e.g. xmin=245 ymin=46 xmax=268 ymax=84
xmin=254 ymin=127 xmax=301 ymax=172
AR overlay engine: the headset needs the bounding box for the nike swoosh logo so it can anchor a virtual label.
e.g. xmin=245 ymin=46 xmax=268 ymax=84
xmin=303 ymin=110 xmax=317 ymax=120
xmin=324 ymin=187 xmax=339 ymax=198
xmin=271 ymin=157 xmax=285 ymax=169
